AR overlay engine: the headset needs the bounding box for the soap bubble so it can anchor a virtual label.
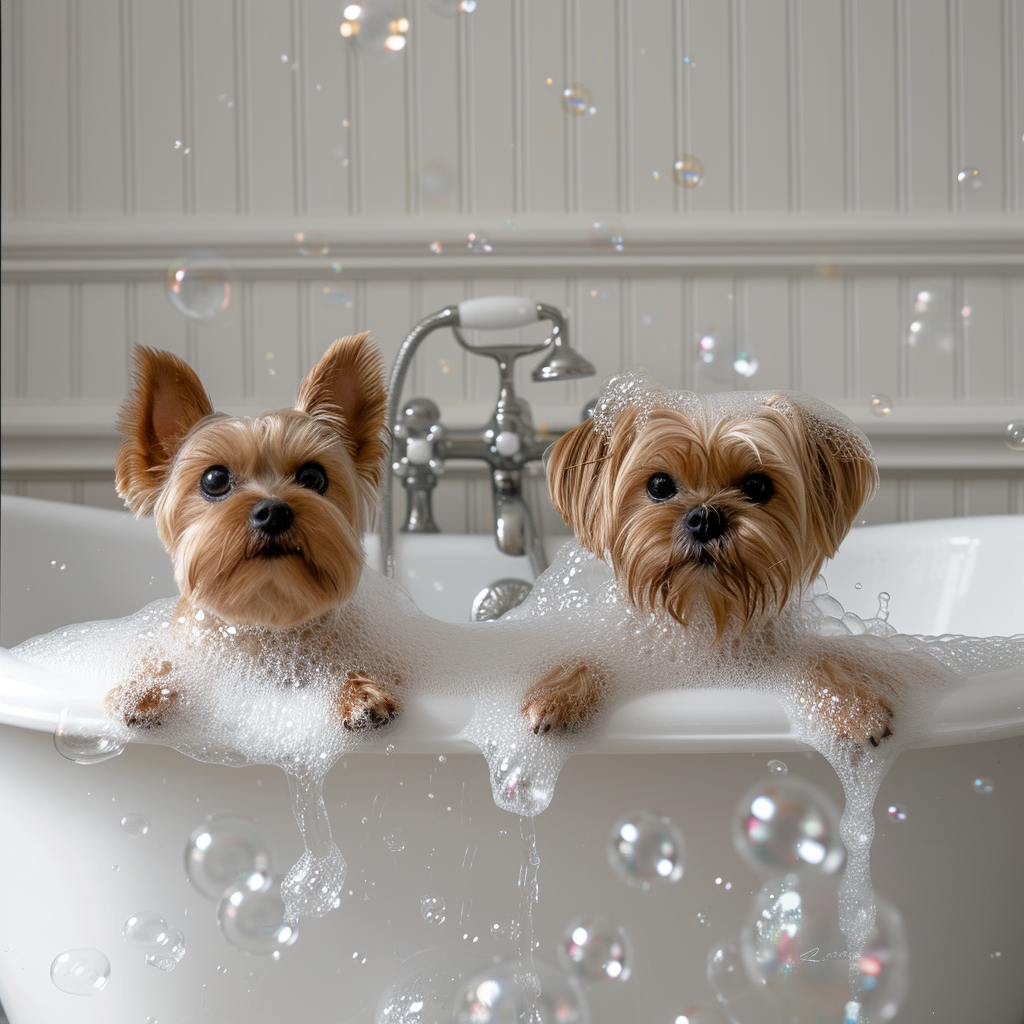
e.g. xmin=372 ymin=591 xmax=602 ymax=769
xmin=673 ymin=1007 xmax=731 ymax=1024
xmin=869 ymin=394 xmax=892 ymax=417
xmin=384 ymin=829 xmax=406 ymax=852
xmin=706 ymin=938 xmax=747 ymax=1005
xmin=120 ymin=813 xmax=150 ymax=837
xmin=673 ymin=154 xmax=704 ymax=188
xmin=50 ymin=948 xmax=110 ymax=995
xmin=1005 ymin=422 xmax=1024 ymax=450
xmin=561 ymin=83 xmax=592 ymax=116
xmin=886 ymin=804 xmax=907 ymax=822
xmin=558 ymin=915 xmax=633 ymax=981
xmin=731 ymin=777 xmax=843 ymax=876
xmin=767 ymin=760 xmax=788 ymax=776
xmin=185 ymin=815 xmax=273 ymax=900
xmin=696 ymin=909 xmax=711 ymax=928
xmin=607 ymin=809 xmax=686 ymax=888
xmin=491 ymin=753 xmax=554 ymax=816
xmin=420 ymin=895 xmax=446 ymax=924
xmin=166 ymin=255 xmax=232 ymax=322
xmin=349 ymin=3 xmax=410 ymax=59
xmin=455 ymin=959 xmax=589 ymax=1023
xmin=588 ymin=220 xmax=625 ymax=252
xmin=319 ymin=286 xmax=350 ymax=305
xmin=429 ymin=241 xmax=443 ymax=254
xmin=295 ymin=231 xmax=328 ymax=256
xmin=123 ymin=911 xmax=171 ymax=951
xmin=148 ymin=928 xmax=186 ymax=971
xmin=427 ymin=0 xmax=476 ymax=13
xmin=732 ymin=349 xmax=759 ymax=378
xmin=467 ymin=232 xmax=492 ymax=253
xmin=907 ymin=288 xmax=953 ymax=351
xmin=956 ymin=167 xmax=982 ymax=188
xmin=973 ymin=777 xmax=994 ymax=795
xmin=54 ymin=701 xmax=129 ymax=764
xmin=377 ymin=948 xmax=477 ymax=1024
xmin=740 ymin=876 xmax=909 ymax=1023
xmin=218 ymin=872 xmax=298 ymax=955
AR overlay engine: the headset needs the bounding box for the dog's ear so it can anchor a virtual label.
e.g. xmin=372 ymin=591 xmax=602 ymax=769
xmin=296 ymin=332 xmax=388 ymax=489
xmin=115 ymin=347 xmax=214 ymax=515
xmin=546 ymin=419 xmax=615 ymax=553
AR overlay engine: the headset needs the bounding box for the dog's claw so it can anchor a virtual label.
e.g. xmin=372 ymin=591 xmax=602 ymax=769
xmin=337 ymin=673 xmax=400 ymax=731
xmin=520 ymin=664 xmax=604 ymax=735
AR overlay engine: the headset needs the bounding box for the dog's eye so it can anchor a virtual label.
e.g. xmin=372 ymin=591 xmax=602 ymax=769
xmin=740 ymin=473 xmax=774 ymax=504
xmin=646 ymin=473 xmax=678 ymax=502
xmin=295 ymin=462 xmax=328 ymax=494
xmin=200 ymin=465 xmax=233 ymax=500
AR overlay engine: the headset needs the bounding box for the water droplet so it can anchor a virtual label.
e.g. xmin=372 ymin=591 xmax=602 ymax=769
xmin=185 ymin=815 xmax=272 ymax=900
xmin=166 ymin=255 xmax=231 ymax=322
xmin=54 ymin=701 xmax=129 ymax=764
xmin=854 ymin=582 xmax=863 ymax=590
xmin=50 ymin=948 xmax=110 ymax=995
xmin=673 ymin=153 xmax=704 ymax=188
xmin=706 ymin=938 xmax=745 ymax=1005
xmin=973 ymin=777 xmax=994 ymax=795
xmin=490 ymin=754 xmax=553 ymax=816
xmin=438 ymin=754 xmax=447 ymax=763
xmin=887 ymin=804 xmax=907 ymax=822
xmin=1005 ymin=421 xmax=1024 ymax=451
xmin=111 ymin=864 xmax=119 ymax=871
xmin=558 ymin=915 xmax=632 ymax=981
xmin=561 ymin=82 xmax=592 ymax=116
xmin=696 ymin=909 xmax=712 ymax=928
xmin=869 ymin=393 xmax=892 ymax=417
xmin=295 ymin=231 xmax=328 ymax=256
xmin=120 ymin=813 xmax=150 ymax=837
xmin=467 ymin=232 xmax=492 ymax=253
xmin=420 ymin=895 xmax=445 ymax=924
xmin=767 ymin=760 xmax=788 ymax=775
xmin=732 ymin=349 xmax=759 ymax=378
xmin=384 ymin=829 xmax=406 ymax=852
xmin=588 ymin=219 xmax=625 ymax=252
xmin=429 ymin=241 xmax=443 ymax=254
xmin=957 ymin=167 xmax=982 ymax=189
xmin=731 ymin=777 xmax=844 ymax=875
xmin=218 ymin=872 xmax=298 ymax=955
xmin=607 ymin=809 xmax=686 ymax=887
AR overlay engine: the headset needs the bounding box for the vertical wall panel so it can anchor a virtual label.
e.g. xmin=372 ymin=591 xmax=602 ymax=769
xmin=415 ymin=8 xmax=461 ymax=215
xmin=194 ymin=313 xmax=247 ymax=405
xmin=135 ymin=282 xmax=190 ymax=359
xmin=0 ymin=284 xmax=20 ymax=398
xmin=799 ymin=278 xmax=845 ymax=401
xmin=80 ymin=284 xmax=129 ymax=402
xmin=633 ymin=279 xmax=685 ymax=388
xmin=251 ymin=281 xmax=301 ymax=406
xmin=742 ymin=278 xmax=791 ymax=391
xmin=906 ymin=277 xmax=955 ymax=399
xmin=471 ymin=1 xmax=516 ymax=213
xmin=909 ymin=478 xmax=955 ymax=519
xmin=1 ymin=0 xmax=16 ymax=215
xmin=959 ymin=0 xmax=1004 ymax=213
xmin=525 ymin=3 xmax=567 ymax=212
xmin=965 ymin=479 xmax=1012 ymax=516
xmin=962 ymin=279 xmax=1006 ymax=399
xmin=855 ymin=277 xmax=901 ymax=401
xmin=359 ymin=55 xmax=411 ymax=215
xmin=800 ymin=0 xmax=845 ymax=211
xmin=854 ymin=0 xmax=898 ymax=213
xmin=905 ymin=0 xmax=950 ymax=211
xmin=692 ymin=278 xmax=740 ymax=391
xmin=25 ymin=285 xmax=72 ymax=400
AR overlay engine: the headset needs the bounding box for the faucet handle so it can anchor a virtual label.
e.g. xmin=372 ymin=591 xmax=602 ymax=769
xmin=457 ymin=296 xmax=538 ymax=331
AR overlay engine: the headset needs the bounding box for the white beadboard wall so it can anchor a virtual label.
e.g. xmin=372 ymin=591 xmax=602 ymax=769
xmin=2 ymin=0 xmax=1023 ymax=534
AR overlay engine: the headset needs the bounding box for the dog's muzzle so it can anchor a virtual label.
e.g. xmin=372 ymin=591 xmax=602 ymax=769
xmin=250 ymin=497 xmax=294 ymax=537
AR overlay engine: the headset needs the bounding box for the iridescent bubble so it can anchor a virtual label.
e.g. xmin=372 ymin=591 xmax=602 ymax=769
xmin=490 ymin=753 xmax=553 ymax=816
xmin=350 ymin=3 xmax=410 ymax=59
xmin=467 ymin=232 xmax=492 ymax=254
xmin=1005 ymin=422 xmax=1024 ymax=451
xmin=673 ymin=1007 xmax=731 ymax=1024
xmin=588 ymin=219 xmax=625 ymax=252
xmin=973 ymin=777 xmax=994 ymax=795
xmin=166 ymin=255 xmax=232 ymax=322
xmin=429 ymin=241 xmax=443 ymax=254
xmin=120 ymin=813 xmax=150 ymax=837
xmin=607 ymin=809 xmax=686 ymax=888
xmin=733 ymin=349 xmax=759 ymax=378
xmin=54 ymin=701 xmax=129 ymax=764
xmin=731 ymin=777 xmax=843 ymax=876
xmin=673 ymin=154 xmax=704 ymax=188
xmin=185 ymin=815 xmax=272 ymax=901
xmin=706 ymin=938 xmax=747 ymax=1005
xmin=907 ymin=288 xmax=954 ymax=351
xmin=218 ymin=872 xmax=298 ymax=955
xmin=561 ymin=83 xmax=592 ymax=116
xmin=869 ymin=394 xmax=892 ymax=417
xmin=957 ymin=167 xmax=982 ymax=189
xmin=377 ymin=948 xmax=477 ymax=1024
xmin=740 ymin=876 xmax=910 ymax=1023
xmin=767 ymin=760 xmax=788 ymax=776
xmin=558 ymin=915 xmax=632 ymax=981
xmin=295 ymin=231 xmax=329 ymax=256
xmin=420 ymin=895 xmax=445 ymax=924
xmin=148 ymin=928 xmax=186 ymax=972
xmin=455 ymin=959 xmax=590 ymax=1023
xmin=50 ymin=948 xmax=110 ymax=995
xmin=886 ymin=804 xmax=907 ymax=822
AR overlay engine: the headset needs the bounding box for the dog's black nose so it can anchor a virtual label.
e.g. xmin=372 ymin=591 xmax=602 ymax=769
xmin=250 ymin=497 xmax=294 ymax=536
xmin=684 ymin=504 xmax=727 ymax=543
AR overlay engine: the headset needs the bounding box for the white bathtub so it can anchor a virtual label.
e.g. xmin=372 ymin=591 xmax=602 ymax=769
xmin=1 ymin=495 xmax=1022 ymax=1024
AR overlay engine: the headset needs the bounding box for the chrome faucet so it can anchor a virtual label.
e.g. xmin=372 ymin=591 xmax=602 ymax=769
xmin=381 ymin=297 xmax=596 ymax=581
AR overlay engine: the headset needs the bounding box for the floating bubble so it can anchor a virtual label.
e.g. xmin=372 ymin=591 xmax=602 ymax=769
xmin=607 ymin=809 xmax=686 ymax=888
xmin=218 ymin=872 xmax=298 ymax=955
xmin=427 ymin=0 xmax=476 ymax=13
xmin=673 ymin=1007 xmax=731 ymax=1024
xmin=957 ymin=167 xmax=982 ymax=189
xmin=384 ymin=828 xmax=405 ymax=852
xmin=491 ymin=753 xmax=554 ymax=816
xmin=1005 ymin=422 xmax=1024 ymax=451
xmin=319 ymin=286 xmax=350 ymax=305
xmin=185 ymin=815 xmax=272 ymax=901
xmin=467 ymin=232 xmax=492 ymax=253
xmin=295 ymin=231 xmax=328 ymax=256
xmin=124 ymin=911 xmax=171 ymax=951
xmin=731 ymin=776 xmax=843 ymax=876
xmin=706 ymin=938 xmax=747 ymax=1005
xmin=886 ymin=804 xmax=907 ymax=822
xmin=50 ymin=948 xmax=110 ymax=995
xmin=696 ymin=909 xmax=712 ymax=928
xmin=733 ymin=349 xmax=759 ymax=378
xmin=907 ymin=288 xmax=954 ymax=351
xmin=767 ymin=760 xmax=788 ymax=776
xmin=166 ymin=255 xmax=231 ymax=322
xmin=561 ymin=83 xmax=592 ymax=116
xmin=149 ymin=928 xmax=186 ymax=972
xmin=973 ymin=777 xmax=994 ymax=795
xmin=54 ymin=701 xmax=129 ymax=764
xmin=558 ymin=915 xmax=632 ymax=981
xmin=120 ymin=813 xmax=150 ymax=837
xmin=740 ymin=876 xmax=910 ymax=1023
xmin=420 ymin=895 xmax=445 ymax=924
xmin=588 ymin=219 xmax=625 ymax=252
xmin=348 ymin=3 xmax=409 ymax=59
xmin=673 ymin=154 xmax=704 ymax=188
xmin=429 ymin=241 xmax=443 ymax=254
xmin=869 ymin=394 xmax=892 ymax=417
xmin=377 ymin=948 xmax=478 ymax=1024
xmin=455 ymin=959 xmax=590 ymax=1023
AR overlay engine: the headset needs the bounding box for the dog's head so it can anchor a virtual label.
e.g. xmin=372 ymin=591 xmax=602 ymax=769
xmin=547 ymin=379 xmax=876 ymax=637
xmin=115 ymin=333 xmax=387 ymax=628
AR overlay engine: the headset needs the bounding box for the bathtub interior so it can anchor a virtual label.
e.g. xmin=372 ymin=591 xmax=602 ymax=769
xmin=0 ymin=496 xmax=1022 ymax=1024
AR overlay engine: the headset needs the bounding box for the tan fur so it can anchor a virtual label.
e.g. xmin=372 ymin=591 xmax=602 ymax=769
xmin=108 ymin=334 xmax=398 ymax=729
xmin=520 ymin=664 xmax=606 ymax=734
xmin=530 ymin=393 xmax=892 ymax=743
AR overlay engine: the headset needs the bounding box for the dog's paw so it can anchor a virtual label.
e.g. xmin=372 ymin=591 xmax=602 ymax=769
xmin=337 ymin=672 xmax=401 ymax=731
xmin=799 ymin=659 xmax=894 ymax=746
xmin=105 ymin=669 xmax=179 ymax=730
xmin=520 ymin=664 xmax=604 ymax=735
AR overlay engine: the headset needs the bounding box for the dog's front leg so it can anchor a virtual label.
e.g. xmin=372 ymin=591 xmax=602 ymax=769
xmin=335 ymin=670 xmax=401 ymax=731
xmin=520 ymin=663 xmax=606 ymax=734
xmin=104 ymin=654 xmax=181 ymax=729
